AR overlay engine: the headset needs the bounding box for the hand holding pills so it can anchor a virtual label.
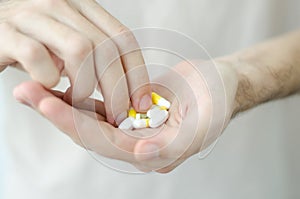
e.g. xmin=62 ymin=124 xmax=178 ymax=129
xmin=15 ymin=59 xmax=239 ymax=173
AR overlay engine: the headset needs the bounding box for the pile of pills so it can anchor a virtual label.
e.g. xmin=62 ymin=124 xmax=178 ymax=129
xmin=118 ymin=92 xmax=171 ymax=130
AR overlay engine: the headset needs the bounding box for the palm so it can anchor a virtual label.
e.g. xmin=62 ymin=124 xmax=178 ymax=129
xmin=14 ymin=60 xmax=238 ymax=173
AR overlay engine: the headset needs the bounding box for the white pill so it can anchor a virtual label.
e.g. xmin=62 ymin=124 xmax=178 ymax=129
xmin=149 ymin=109 xmax=169 ymax=128
xmin=147 ymin=105 xmax=161 ymax=118
xmin=118 ymin=117 xmax=134 ymax=130
xmin=133 ymin=119 xmax=150 ymax=129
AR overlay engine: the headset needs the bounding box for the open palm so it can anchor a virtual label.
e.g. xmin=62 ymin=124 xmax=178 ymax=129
xmin=14 ymin=60 xmax=238 ymax=173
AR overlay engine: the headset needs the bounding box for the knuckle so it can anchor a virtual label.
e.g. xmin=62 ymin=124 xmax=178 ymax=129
xmin=21 ymin=42 xmax=44 ymax=63
xmin=12 ymin=10 xmax=33 ymax=22
xmin=66 ymin=35 xmax=93 ymax=60
xmin=98 ymin=39 xmax=119 ymax=61
xmin=36 ymin=0 xmax=65 ymax=9
xmin=0 ymin=23 xmax=14 ymax=41
xmin=116 ymin=25 xmax=130 ymax=35
xmin=116 ymin=27 xmax=138 ymax=51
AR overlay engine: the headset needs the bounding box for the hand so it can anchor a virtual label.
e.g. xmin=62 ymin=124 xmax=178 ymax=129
xmin=0 ymin=0 xmax=152 ymax=123
xmin=13 ymin=60 xmax=238 ymax=173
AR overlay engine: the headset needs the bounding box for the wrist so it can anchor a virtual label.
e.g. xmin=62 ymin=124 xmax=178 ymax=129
xmin=212 ymin=58 xmax=240 ymax=118
xmin=217 ymin=51 xmax=281 ymax=117
xmin=216 ymin=54 xmax=262 ymax=117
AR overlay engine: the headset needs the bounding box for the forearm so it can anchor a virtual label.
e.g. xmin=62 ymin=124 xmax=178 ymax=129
xmin=220 ymin=30 xmax=300 ymax=116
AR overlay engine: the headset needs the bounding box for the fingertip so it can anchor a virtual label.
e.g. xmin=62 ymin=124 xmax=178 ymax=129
xmin=132 ymin=87 xmax=152 ymax=112
xmin=139 ymin=94 xmax=152 ymax=112
xmin=104 ymin=90 xmax=130 ymax=126
xmin=116 ymin=111 xmax=128 ymax=126
xmin=13 ymin=84 xmax=26 ymax=104
xmin=13 ymin=83 xmax=23 ymax=99
xmin=32 ymin=67 xmax=60 ymax=89
xmin=13 ymin=81 xmax=45 ymax=108
xmin=70 ymin=77 xmax=96 ymax=103
xmin=106 ymin=114 xmax=115 ymax=125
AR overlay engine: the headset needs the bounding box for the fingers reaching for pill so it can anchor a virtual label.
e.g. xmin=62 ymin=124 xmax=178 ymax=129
xmin=1 ymin=0 xmax=152 ymax=125
xmin=118 ymin=92 xmax=170 ymax=130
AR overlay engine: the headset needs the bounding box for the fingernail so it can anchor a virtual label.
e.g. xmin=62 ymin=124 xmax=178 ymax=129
xmin=139 ymin=94 xmax=152 ymax=112
xmin=116 ymin=111 xmax=127 ymax=126
xmin=142 ymin=144 xmax=160 ymax=159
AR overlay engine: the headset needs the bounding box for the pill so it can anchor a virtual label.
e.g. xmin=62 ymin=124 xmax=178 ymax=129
xmin=152 ymin=92 xmax=171 ymax=109
xmin=133 ymin=119 xmax=150 ymax=129
xmin=128 ymin=108 xmax=136 ymax=118
xmin=160 ymin=106 xmax=168 ymax=110
xmin=149 ymin=109 xmax=169 ymax=128
xmin=135 ymin=113 xmax=148 ymax=120
xmin=119 ymin=93 xmax=171 ymax=130
xmin=119 ymin=117 xmax=135 ymax=130
xmin=146 ymin=105 xmax=161 ymax=118
xmin=136 ymin=113 xmax=141 ymax=120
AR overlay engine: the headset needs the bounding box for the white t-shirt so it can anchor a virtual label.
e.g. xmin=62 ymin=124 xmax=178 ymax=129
xmin=0 ymin=0 xmax=299 ymax=198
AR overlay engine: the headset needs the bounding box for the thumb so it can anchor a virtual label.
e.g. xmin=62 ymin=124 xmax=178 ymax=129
xmin=13 ymin=81 xmax=54 ymax=109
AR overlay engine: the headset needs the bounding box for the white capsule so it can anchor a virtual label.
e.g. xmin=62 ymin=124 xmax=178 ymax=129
xmin=149 ymin=109 xmax=169 ymax=128
xmin=118 ymin=117 xmax=134 ymax=130
xmin=133 ymin=119 xmax=150 ymax=129
xmin=152 ymin=92 xmax=171 ymax=109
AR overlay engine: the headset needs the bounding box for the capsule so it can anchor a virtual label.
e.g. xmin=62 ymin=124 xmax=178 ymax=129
xmin=152 ymin=92 xmax=171 ymax=109
xmin=128 ymin=108 xmax=136 ymax=118
xmin=136 ymin=113 xmax=141 ymax=120
xmin=133 ymin=119 xmax=150 ymax=129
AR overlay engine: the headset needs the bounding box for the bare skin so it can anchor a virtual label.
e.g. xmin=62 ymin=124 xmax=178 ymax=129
xmin=219 ymin=30 xmax=300 ymax=116
xmin=11 ymin=28 xmax=300 ymax=172
xmin=0 ymin=0 xmax=153 ymax=125
xmin=13 ymin=29 xmax=300 ymax=173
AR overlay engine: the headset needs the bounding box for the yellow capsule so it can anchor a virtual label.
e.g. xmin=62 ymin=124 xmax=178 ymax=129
xmin=145 ymin=118 xmax=150 ymax=127
xmin=160 ymin=106 xmax=167 ymax=110
xmin=151 ymin=92 xmax=161 ymax=105
xmin=128 ymin=108 xmax=136 ymax=118
xmin=151 ymin=92 xmax=171 ymax=109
